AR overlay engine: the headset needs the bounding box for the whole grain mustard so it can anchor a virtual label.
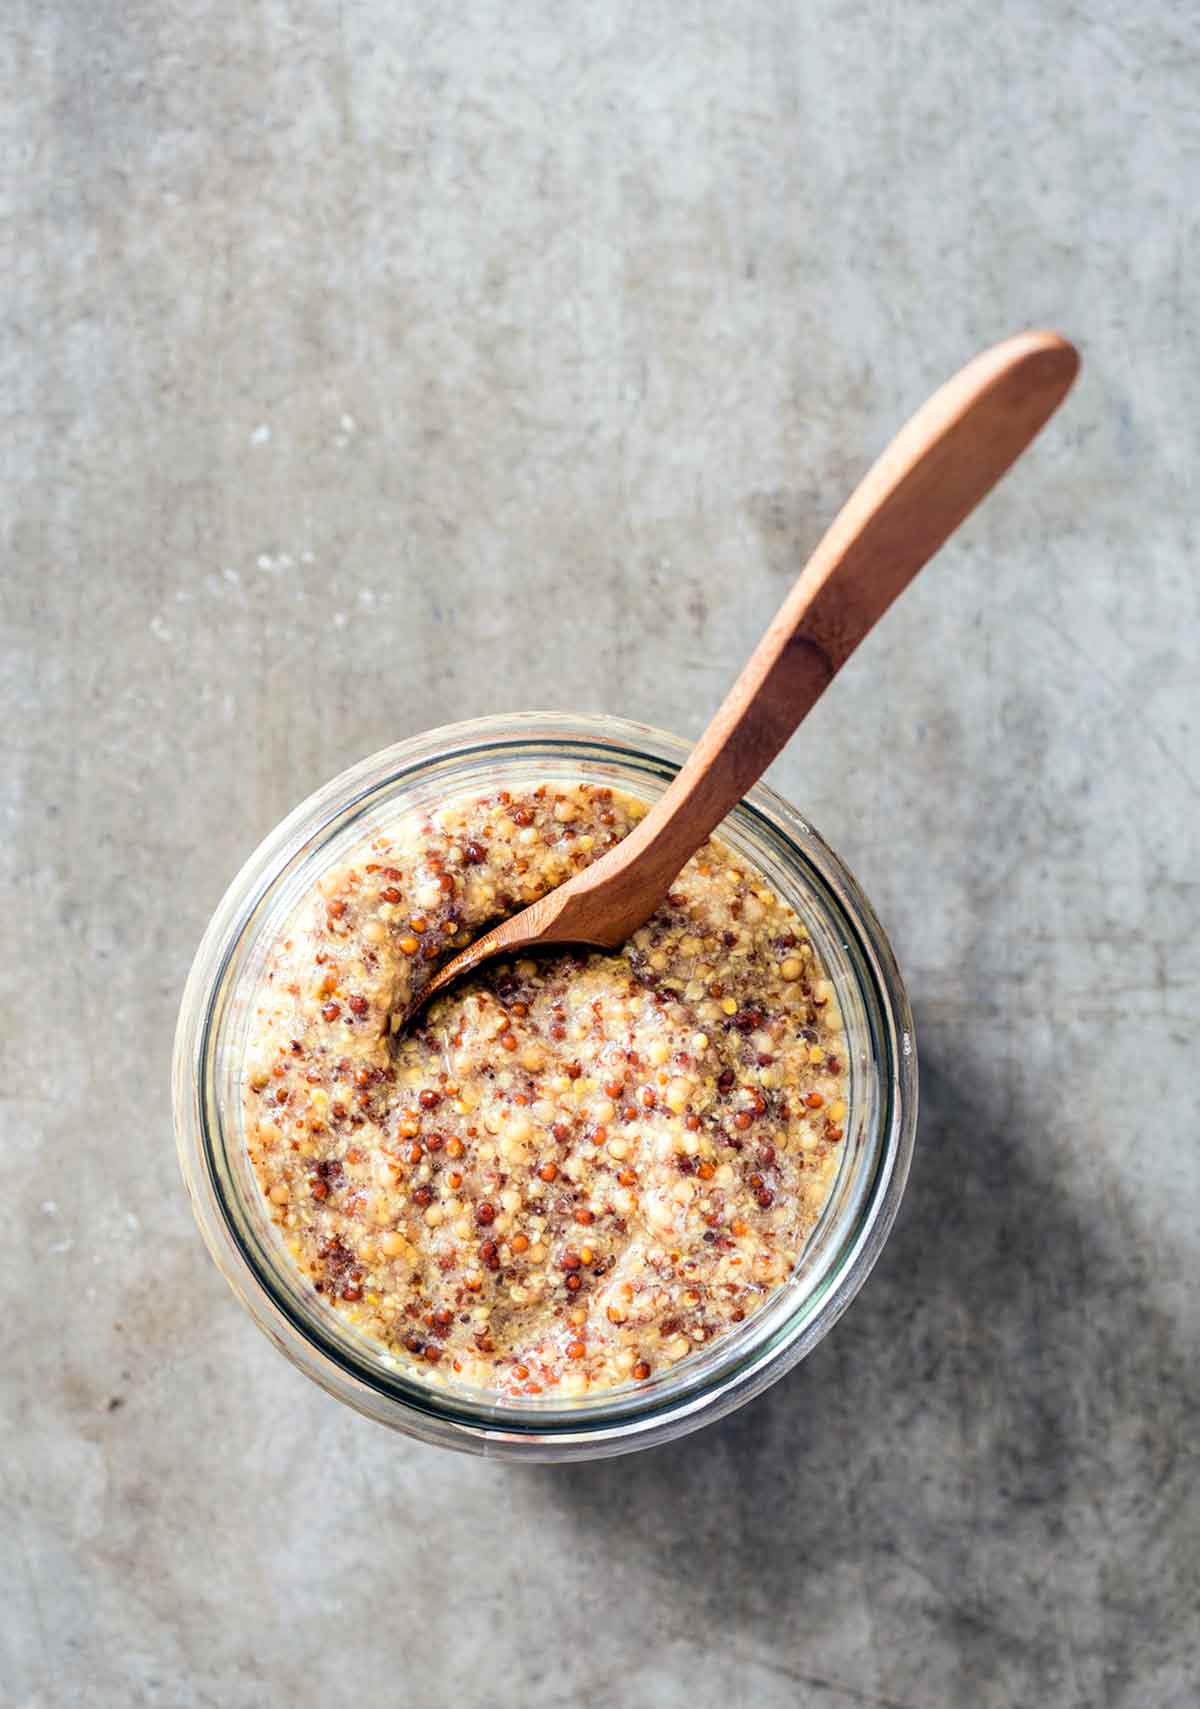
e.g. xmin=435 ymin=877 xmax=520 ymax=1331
xmin=244 ymin=782 xmax=847 ymax=1397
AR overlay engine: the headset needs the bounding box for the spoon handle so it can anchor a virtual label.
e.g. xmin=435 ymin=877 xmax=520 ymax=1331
xmin=616 ymin=330 xmax=1079 ymax=901
xmin=398 ymin=330 xmax=1079 ymax=1020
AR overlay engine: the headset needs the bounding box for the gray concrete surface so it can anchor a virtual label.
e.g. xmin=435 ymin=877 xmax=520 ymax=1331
xmin=3 ymin=2 xmax=1198 ymax=1705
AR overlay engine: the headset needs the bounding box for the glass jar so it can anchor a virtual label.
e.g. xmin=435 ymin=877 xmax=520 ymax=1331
xmin=173 ymin=712 xmax=916 ymax=1460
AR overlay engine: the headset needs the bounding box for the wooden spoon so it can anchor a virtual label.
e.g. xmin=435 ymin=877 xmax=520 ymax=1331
xmin=396 ymin=329 xmax=1078 ymax=1031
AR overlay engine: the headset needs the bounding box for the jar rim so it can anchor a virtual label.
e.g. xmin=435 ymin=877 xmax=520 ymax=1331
xmin=174 ymin=712 xmax=917 ymax=1458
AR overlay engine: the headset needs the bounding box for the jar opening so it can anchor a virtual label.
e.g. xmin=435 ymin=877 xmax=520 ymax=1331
xmin=175 ymin=714 xmax=916 ymax=1458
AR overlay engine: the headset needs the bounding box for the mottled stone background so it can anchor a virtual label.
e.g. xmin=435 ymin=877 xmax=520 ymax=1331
xmin=3 ymin=3 xmax=1197 ymax=1705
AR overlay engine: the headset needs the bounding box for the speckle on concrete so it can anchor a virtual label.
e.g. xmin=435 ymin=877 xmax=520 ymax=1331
xmin=2 ymin=2 xmax=1198 ymax=1706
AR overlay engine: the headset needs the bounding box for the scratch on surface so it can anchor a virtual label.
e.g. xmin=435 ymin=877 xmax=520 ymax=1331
xmin=1026 ymin=603 xmax=1200 ymax=807
xmin=1 ymin=1460 xmax=53 ymax=1686
xmin=742 ymin=1653 xmax=919 ymax=1709
xmin=681 ymin=655 xmax=738 ymax=672
xmin=887 ymin=1544 xmax=1033 ymax=1650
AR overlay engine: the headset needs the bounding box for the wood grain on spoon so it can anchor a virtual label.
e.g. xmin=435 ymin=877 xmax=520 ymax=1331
xmin=395 ymin=330 xmax=1078 ymax=1032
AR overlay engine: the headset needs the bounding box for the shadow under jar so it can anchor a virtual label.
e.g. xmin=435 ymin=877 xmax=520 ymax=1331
xmin=173 ymin=712 xmax=917 ymax=1461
